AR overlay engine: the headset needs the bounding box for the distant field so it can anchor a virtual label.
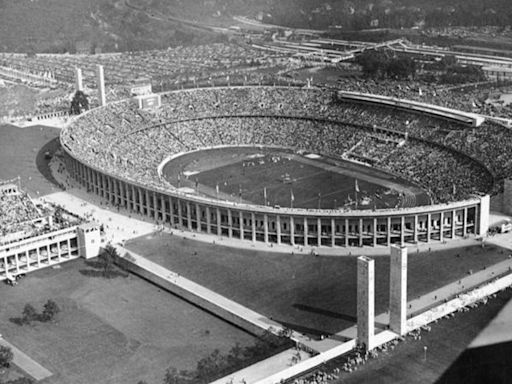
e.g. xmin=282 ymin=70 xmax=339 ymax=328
xmin=0 ymin=259 xmax=256 ymax=384
xmin=125 ymin=233 xmax=511 ymax=337
xmin=162 ymin=147 xmax=425 ymax=210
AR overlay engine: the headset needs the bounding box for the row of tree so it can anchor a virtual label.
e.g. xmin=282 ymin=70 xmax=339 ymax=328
xmin=13 ymin=300 xmax=60 ymax=326
xmin=158 ymin=328 xmax=293 ymax=384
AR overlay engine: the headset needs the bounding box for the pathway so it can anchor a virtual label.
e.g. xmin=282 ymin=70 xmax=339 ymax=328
xmin=0 ymin=337 xmax=52 ymax=381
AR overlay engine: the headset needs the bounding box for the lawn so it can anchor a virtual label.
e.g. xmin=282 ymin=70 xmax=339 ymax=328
xmin=163 ymin=147 xmax=417 ymax=210
xmin=0 ymin=259 xmax=256 ymax=384
xmin=125 ymin=233 xmax=511 ymax=337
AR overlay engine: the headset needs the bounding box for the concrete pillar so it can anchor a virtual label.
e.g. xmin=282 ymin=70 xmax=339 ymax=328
xmin=389 ymin=245 xmax=407 ymax=336
xmin=304 ymin=217 xmax=308 ymax=246
xmin=251 ymin=212 xmax=256 ymax=242
xmin=331 ymin=218 xmax=336 ymax=247
xmin=387 ymin=217 xmax=392 ymax=245
xmin=169 ymin=196 xmax=175 ymax=225
xmin=344 ymin=218 xmax=349 ymax=247
xmin=216 ymin=208 xmax=222 ymax=236
xmin=228 ymin=209 xmax=233 ymax=238
xmin=359 ymin=218 xmax=363 ymax=247
xmin=206 ymin=206 xmax=211 ymax=233
xmin=317 ymin=218 xmax=322 ymax=246
xmin=290 ymin=216 xmax=295 ymax=245
xmin=276 ymin=215 xmax=282 ymax=245
xmin=75 ymin=67 xmax=83 ymax=92
xmin=239 ymin=211 xmax=244 ymax=240
xmin=177 ymin=199 xmax=183 ymax=226
xmin=413 ymin=215 xmax=418 ymax=243
xmin=373 ymin=218 xmax=377 ymax=246
xmin=357 ymin=256 xmax=375 ymax=351
xmin=479 ymin=195 xmax=490 ymax=236
xmin=96 ymin=64 xmax=106 ymax=106
xmin=427 ymin=213 xmax=431 ymax=242
xmin=400 ymin=216 xmax=405 ymax=245
xmin=463 ymin=207 xmax=468 ymax=236
xmin=186 ymin=202 xmax=192 ymax=230
xmin=451 ymin=209 xmax=457 ymax=238
xmin=440 ymin=212 xmax=444 ymax=242
xmin=263 ymin=214 xmax=269 ymax=244
xmin=196 ymin=203 xmax=201 ymax=231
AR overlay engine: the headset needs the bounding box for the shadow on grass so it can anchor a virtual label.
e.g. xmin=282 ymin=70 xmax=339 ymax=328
xmin=79 ymin=259 xmax=129 ymax=279
xmin=275 ymin=319 xmax=327 ymax=339
xmin=293 ymin=303 xmax=357 ymax=323
xmin=9 ymin=317 xmax=25 ymax=326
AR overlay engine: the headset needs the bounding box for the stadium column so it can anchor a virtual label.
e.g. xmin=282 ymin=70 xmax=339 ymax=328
xmin=427 ymin=213 xmax=432 ymax=242
xmin=400 ymin=216 xmax=405 ymax=246
xmin=138 ymin=188 xmax=144 ymax=214
xmin=439 ymin=212 xmax=444 ymax=242
xmin=206 ymin=206 xmax=211 ymax=233
xmin=359 ymin=218 xmax=363 ymax=247
xmin=462 ymin=207 xmax=468 ymax=236
xmin=131 ymin=185 xmax=136 ymax=211
xmin=161 ymin=195 xmax=166 ymax=222
xmin=14 ymin=254 xmax=19 ymax=274
xmin=239 ymin=211 xmax=244 ymax=240
xmin=196 ymin=203 xmax=201 ymax=232
xmin=413 ymin=215 xmax=418 ymax=243
xmin=331 ymin=218 xmax=336 ymax=247
xmin=290 ymin=216 xmax=295 ymax=245
xmin=373 ymin=218 xmax=377 ymax=247
xmin=145 ymin=190 xmax=151 ymax=218
xmin=317 ymin=218 xmax=322 ymax=246
xmin=276 ymin=215 xmax=281 ymax=245
xmin=96 ymin=64 xmax=106 ymax=107
xmin=389 ymin=245 xmax=408 ymax=336
xmin=263 ymin=214 xmax=269 ymax=244
xmin=303 ymin=217 xmax=308 ymax=247
xmin=344 ymin=218 xmax=349 ymax=247
xmin=153 ymin=192 xmax=158 ymax=220
xmin=386 ymin=217 xmax=392 ymax=246
xmin=228 ymin=209 xmax=233 ymax=238
xmin=451 ymin=209 xmax=457 ymax=238
xmin=216 ymin=208 xmax=222 ymax=236
xmin=251 ymin=213 xmax=256 ymax=242
xmin=57 ymin=241 xmax=61 ymax=262
xmin=186 ymin=202 xmax=192 ymax=231
xmin=357 ymin=256 xmax=375 ymax=351
xmin=36 ymin=248 xmax=40 ymax=268
xmin=478 ymin=196 xmax=490 ymax=236
xmin=177 ymin=199 xmax=183 ymax=227
xmin=169 ymin=196 xmax=175 ymax=225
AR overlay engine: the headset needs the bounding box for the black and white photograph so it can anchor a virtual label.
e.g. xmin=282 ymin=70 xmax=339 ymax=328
xmin=1 ymin=1 xmax=512 ymax=383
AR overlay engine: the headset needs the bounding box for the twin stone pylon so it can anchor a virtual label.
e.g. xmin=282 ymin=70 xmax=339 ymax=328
xmin=357 ymin=245 xmax=407 ymax=351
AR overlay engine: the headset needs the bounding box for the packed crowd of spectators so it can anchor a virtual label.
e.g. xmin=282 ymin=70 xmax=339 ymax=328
xmin=62 ymin=85 xmax=499 ymax=206
xmin=0 ymin=191 xmax=42 ymax=236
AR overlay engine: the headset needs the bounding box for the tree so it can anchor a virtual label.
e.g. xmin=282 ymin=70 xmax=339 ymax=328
xmin=42 ymin=300 xmax=60 ymax=322
xmin=386 ymin=56 xmax=417 ymax=79
xmin=69 ymin=90 xmax=89 ymax=115
xmin=100 ymin=244 xmax=119 ymax=278
xmin=22 ymin=304 xmax=38 ymax=324
xmin=0 ymin=345 xmax=13 ymax=368
xmin=355 ymin=50 xmax=390 ymax=78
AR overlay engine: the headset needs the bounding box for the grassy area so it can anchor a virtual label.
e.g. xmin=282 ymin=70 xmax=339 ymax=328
xmin=0 ymin=259 xmax=257 ymax=384
xmin=164 ymin=147 xmax=407 ymax=210
xmin=125 ymin=233 xmax=511 ymax=337
xmin=0 ymin=124 xmax=61 ymax=197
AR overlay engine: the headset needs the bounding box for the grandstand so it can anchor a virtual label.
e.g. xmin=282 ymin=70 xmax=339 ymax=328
xmin=0 ymin=180 xmax=100 ymax=281
xmin=60 ymin=85 xmax=504 ymax=248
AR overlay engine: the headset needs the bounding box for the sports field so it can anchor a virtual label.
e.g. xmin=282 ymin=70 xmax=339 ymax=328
xmin=125 ymin=233 xmax=511 ymax=337
xmin=163 ymin=147 xmax=429 ymax=209
xmin=0 ymin=259 xmax=256 ymax=384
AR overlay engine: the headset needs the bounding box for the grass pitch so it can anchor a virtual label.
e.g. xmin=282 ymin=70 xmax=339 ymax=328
xmin=0 ymin=259 xmax=256 ymax=384
xmin=163 ymin=147 xmax=425 ymax=210
xmin=126 ymin=233 xmax=511 ymax=337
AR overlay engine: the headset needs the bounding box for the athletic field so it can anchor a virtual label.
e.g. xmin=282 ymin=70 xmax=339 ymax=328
xmin=125 ymin=234 xmax=511 ymax=337
xmin=0 ymin=259 xmax=256 ymax=384
xmin=162 ymin=147 xmax=429 ymax=209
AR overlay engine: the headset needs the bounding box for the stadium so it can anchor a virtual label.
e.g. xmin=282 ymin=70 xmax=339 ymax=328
xmin=60 ymin=85 xmax=499 ymax=249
